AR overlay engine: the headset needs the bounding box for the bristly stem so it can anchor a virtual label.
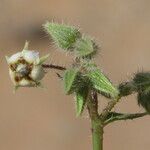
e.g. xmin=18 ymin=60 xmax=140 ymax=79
xmin=42 ymin=64 xmax=66 ymax=70
xmin=100 ymin=97 xmax=120 ymax=121
xmin=91 ymin=120 xmax=103 ymax=150
xmin=87 ymin=90 xmax=103 ymax=150
xmin=87 ymin=95 xmax=121 ymax=150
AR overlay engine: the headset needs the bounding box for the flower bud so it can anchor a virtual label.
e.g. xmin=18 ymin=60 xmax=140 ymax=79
xmin=137 ymin=92 xmax=150 ymax=113
xmin=133 ymin=72 xmax=150 ymax=92
xmin=6 ymin=42 xmax=49 ymax=89
xmin=118 ymin=81 xmax=136 ymax=97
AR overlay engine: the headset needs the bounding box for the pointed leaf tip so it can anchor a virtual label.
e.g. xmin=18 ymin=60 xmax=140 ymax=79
xmin=5 ymin=56 xmax=9 ymax=64
xmin=38 ymin=54 xmax=50 ymax=65
xmin=23 ymin=41 xmax=30 ymax=50
xmin=44 ymin=22 xmax=81 ymax=50
xmin=86 ymin=69 xmax=119 ymax=99
xmin=75 ymin=87 xmax=88 ymax=117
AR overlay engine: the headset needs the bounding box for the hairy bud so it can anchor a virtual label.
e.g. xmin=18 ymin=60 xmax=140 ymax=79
xmin=118 ymin=82 xmax=136 ymax=97
xmin=133 ymin=72 xmax=150 ymax=93
xmin=137 ymin=92 xmax=150 ymax=113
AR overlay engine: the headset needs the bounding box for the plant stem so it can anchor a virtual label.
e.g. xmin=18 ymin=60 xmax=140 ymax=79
xmin=87 ymin=90 xmax=104 ymax=150
xmin=104 ymin=112 xmax=148 ymax=125
xmin=100 ymin=97 xmax=120 ymax=120
xmin=42 ymin=64 xmax=66 ymax=70
xmin=91 ymin=120 xmax=103 ymax=150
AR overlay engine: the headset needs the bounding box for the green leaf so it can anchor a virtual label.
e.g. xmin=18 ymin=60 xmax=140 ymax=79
xmin=75 ymin=36 xmax=98 ymax=58
xmin=75 ymin=87 xmax=88 ymax=117
xmin=86 ymin=69 xmax=119 ymax=99
xmin=44 ymin=22 xmax=81 ymax=50
xmin=64 ymin=68 xmax=79 ymax=94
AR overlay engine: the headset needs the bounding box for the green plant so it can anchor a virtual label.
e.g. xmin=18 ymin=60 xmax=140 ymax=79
xmin=6 ymin=22 xmax=150 ymax=150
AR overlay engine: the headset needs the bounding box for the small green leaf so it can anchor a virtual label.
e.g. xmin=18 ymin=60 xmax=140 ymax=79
xmin=38 ymin=54 xmax=50 ymax=65
xmin=75 ymin=87 xmax=88 ymax=117
xmin=86 ymin=69 xmax=119 ymax=98
xmin=64 ymin=68 xmax=79 ymax=94
xmin=44 ymin=22 xmax=81 ymax=50
xmin=75 ymin=36 xmax=98 ymax=58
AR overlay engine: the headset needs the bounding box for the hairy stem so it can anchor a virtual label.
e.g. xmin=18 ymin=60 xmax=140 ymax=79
xmin=87 ymin=90 xmax=99 ymax=119
xmin=91 ymin=120 xmax=103 ymax=150
xmin=100 ymin=97 xmax=120 ymax=120
xmin=87 ymin=90 xmax=103 ymax=150
xmin=42 ymin=64 xmax=66 ymax=70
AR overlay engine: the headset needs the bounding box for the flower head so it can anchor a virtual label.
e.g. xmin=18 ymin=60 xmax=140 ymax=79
xmin=6 ymin=41 xmax=49 ymax=90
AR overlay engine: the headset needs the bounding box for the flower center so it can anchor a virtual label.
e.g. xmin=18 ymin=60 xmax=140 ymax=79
xmin=9 ymin=57 xmax=34 ymax=83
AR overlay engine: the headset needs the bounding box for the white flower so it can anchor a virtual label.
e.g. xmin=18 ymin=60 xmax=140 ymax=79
xmin=6 ymin=41 xmax=49 ymax=89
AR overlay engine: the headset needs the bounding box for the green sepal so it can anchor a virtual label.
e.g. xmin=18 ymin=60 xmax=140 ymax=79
xmin=75 ymin=36 xmax=98 ymax=58
xmin=63 ymin=68 xmax=79 ymax=94
xmin=75 ymin=87 xmax=89 ymax=117
xmin=5 ymin=56 xmax=9 ymax=64
xmin=13 ymin=85 xmax=19 ymax=93
xmin=23 ymin=41 xmax=29 ymax=50
xmin=44 ymin=22 xmax=81 ymax=50
xmin=86 ymin=69 xmax=119 ymax=99
xmin=38 ymin=54 xmax=50 ymax=65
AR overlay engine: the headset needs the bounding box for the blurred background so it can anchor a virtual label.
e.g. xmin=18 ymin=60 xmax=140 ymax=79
xmin=0 ymin=0 xmax=150 ymax=150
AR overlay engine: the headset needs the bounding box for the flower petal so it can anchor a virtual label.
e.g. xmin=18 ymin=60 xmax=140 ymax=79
xmin=30 ymin=65 xmax=45 ymax=81
xmin=18 ymin=79 xmax=34 ymax=87
xmin=8 ymin=52 xmax=22 ymax=64
xmin=9 ymin=69 xmax=17 ymax=86
xmin=5 ymin=56 xmax=9 ymax=64
xmin=22 ymin=50 xmax=39 ymax=63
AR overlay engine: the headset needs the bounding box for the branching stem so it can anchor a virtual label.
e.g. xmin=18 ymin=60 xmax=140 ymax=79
xmin=104 ymin=112 xmax=148 ymax=126
xmin=43 ymin=64 xmax=148 ymax=150
xmin=100 ymin=97 xmax=120 ymax=120
xmin=42 ymin=64 xmax=66 ymax=70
